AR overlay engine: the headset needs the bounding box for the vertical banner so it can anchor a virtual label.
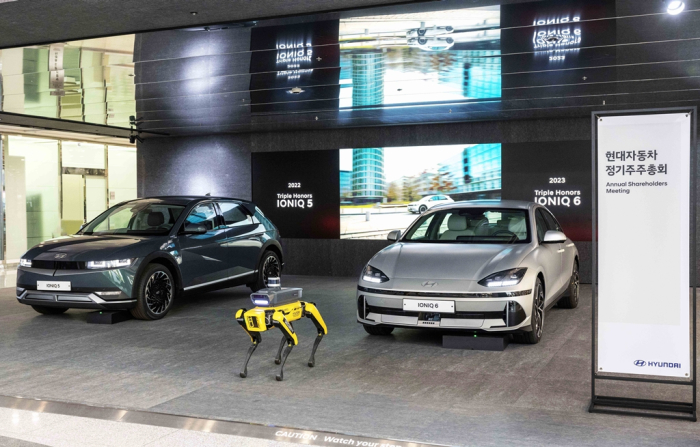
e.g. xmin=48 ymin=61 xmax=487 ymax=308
xmin=597 ymin=112 xmax=691 ymax=378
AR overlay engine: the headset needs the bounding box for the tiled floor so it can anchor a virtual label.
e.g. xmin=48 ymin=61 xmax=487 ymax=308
xmin=0 ymin=276 xmax=698 ymax=446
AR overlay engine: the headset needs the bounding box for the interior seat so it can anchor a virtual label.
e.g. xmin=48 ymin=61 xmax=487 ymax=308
xmin=508 ymin=216 xmax=527 ymax=240
xmin=146 ymin=211 xmax=166 ymax=229
xmin=439 ymin=214 xmax=474 ymax=240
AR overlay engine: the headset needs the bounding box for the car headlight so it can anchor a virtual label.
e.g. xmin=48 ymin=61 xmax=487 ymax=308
xmin=478 ymin=268 xmax=527 ymax=287
xmin=86 ymin=259 xmax=134 ymax=270
xmin=19 ymin=258 xmax=32 ymax=268
xmin=362 ymin=265 xmax=390 ymax=283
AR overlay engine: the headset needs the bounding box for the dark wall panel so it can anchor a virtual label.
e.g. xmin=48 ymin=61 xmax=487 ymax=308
xmin=137 ymin=134 xmax=252 ymax=199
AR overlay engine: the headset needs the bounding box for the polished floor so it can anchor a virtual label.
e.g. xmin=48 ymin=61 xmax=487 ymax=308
xmin=0 ymin=276 xmax=698 ymax=447
xmin=0 ymin=407 xmax=300 ymax=447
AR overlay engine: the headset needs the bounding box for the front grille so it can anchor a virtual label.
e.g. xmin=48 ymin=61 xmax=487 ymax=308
xmin=366 ymin=304 xmax=504 ymax=320
xmin=31 ymin=260 xmax=86 ymax=270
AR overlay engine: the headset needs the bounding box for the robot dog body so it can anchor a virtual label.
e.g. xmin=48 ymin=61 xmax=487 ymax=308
xmin=236 ymin=284 xmax=327 ymax=381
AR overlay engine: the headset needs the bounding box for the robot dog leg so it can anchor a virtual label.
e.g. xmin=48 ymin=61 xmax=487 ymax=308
xmin=272 ymin=310 xmax=298 ymax=381
xmin=303 ymin=302 xmax=328 ymax=367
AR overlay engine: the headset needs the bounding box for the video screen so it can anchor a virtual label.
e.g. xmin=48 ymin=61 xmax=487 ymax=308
xmin=338 ymin=6 xmax=501 ymax=107
xmin=340 ymin=144 xmax=501 ymax=239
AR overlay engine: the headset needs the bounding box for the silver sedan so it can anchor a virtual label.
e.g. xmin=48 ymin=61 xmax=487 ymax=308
xmin=356 ymin=200 xmax=579 ymax=344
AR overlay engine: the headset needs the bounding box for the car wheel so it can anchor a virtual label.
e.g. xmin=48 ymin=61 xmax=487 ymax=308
xmin=514 ymin=277 xmax=544 ymax=344
xmin=249 ymin=250 xmax=281 ymax=292
xmin=363 ymin=325 xmax=394 ymax=336
xmin=419 ymin=205 xmax=427 ymax=213
xmin=130 ymin=263 xmax=175 ymax=320
xmin=31 ymin=305 xmax=68 ymax=315
xmin=558 ymin=261 xmax=580 ymax=309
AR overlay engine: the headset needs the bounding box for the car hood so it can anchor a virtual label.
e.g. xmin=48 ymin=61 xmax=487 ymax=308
xmin=24 ymin=235 xmax=166 ymax=262
xmin=368 ymin=242 xmax=533 ymax=281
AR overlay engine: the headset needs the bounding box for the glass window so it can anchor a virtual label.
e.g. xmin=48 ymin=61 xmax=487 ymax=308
xmin=535 ymin=209 xmax=548 ymax=243
xmin=217 ymin=201 xmax=251 ymax=227
xmin=541 ymin=208 xmax=562 ymax=232
xmin=184 ymin=202 xmax=218 ymax=231
xmin=83 ymin=201 xmax=184 ymax=235
xmin=404 ymin=208 xmax=530 ymax=244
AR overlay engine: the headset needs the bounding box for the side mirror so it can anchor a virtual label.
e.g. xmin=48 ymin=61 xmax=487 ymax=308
xmin=387 ymin=230 xmax=401 ymax=242
xmin=543 ymin=230 xmax=566 ymax=244
xmin=183 ymin=223 xmax=208 ymax=235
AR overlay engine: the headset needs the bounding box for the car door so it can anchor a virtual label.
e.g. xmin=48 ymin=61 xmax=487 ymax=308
xmin=216 ymin=201 xmax=264 ymax=278
xmin=534 ymin=208 xmax=562 ymax=304
xmin=177 ymin=201 xmax=231 ymax=289
xmin=541 ymin=208 xmax=571 ymax=293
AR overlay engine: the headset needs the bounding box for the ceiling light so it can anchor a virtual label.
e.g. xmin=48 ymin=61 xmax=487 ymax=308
xmin=190 ymin=11 xmax=198 ymax=16
xmin=667 ymin=1 xmax=685 ymax=14
xmin=288 ymin=87 xmax=305 ymax=94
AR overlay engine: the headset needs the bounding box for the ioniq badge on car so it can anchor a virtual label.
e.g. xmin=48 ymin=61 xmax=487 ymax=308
xmin=357 ymin=200 xmax=579 ymax=344
xmin=16 ymin=197 xmax=283 ymax=320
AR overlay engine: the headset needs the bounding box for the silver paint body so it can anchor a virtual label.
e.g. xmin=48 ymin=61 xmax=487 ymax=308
xmin=357 ymin=200 xmax=578 ymax=332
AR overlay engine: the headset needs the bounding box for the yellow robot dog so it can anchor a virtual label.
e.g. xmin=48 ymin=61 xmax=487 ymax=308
xmin=235 ymin=278 xmax=327 ymax=381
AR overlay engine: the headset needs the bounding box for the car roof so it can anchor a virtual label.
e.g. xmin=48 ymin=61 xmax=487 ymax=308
xmin=432 ymin=199 xmax=535 ymax=211
xmin=121 ymin=196 xmax=253 ymax=206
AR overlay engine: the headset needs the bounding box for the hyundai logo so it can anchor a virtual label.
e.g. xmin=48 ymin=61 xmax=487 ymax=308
xmin=634 ymin=360 xmax=646 ymax=367
xmin=421 ymin=281 xmax=438 ymax=287
xmin=53 ymin=253 xmax=67 ymax=259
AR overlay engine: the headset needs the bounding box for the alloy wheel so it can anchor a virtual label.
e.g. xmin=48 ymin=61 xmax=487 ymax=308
xmin=262 ymin=255 xmax=281 ymax=287
xmin=534 ymin=282 xmax=545 ymax=339
xmin=145 ymin=271 xmax=172 ymax=315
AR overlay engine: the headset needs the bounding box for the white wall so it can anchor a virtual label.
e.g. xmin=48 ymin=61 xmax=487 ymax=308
xmin=7 ymin=137 xmax=61 ymax=249
xmin=108 ymin=146 xmax=137 ymax=206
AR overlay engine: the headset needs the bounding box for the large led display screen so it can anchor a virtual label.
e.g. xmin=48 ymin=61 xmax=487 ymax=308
xmin=252 ymin=142 xmax=591 ymax=241
xmin=340 ymin=144 xmax=501 ymax=239
xmin=338 ymin=6 xmax=501 ymax=107
xmin=247 ymin=4 xmax=502 ymax=114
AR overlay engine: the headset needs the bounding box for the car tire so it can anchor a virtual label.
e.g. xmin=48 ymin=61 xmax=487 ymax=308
xmin=363 ymin=325 xmax=394 ymax=336
xmin=419 ymin=205 xmax=427 ymax=214
xmin=558 ymin=261 xmax=580 ymax=309
xmin=513 ymin=277 xmax=544 ymax=344
xmin=31 ymin=305 xmax=68 ymax=315
xmin=130 ymin=263 xmax=175 ymax=321
xmin=249 ymin=250 xmax=281 ymax=293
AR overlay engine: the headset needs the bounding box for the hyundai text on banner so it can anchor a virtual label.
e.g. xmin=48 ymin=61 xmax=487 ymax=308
xmin=597 ymin=113 xmax=691 ymax=378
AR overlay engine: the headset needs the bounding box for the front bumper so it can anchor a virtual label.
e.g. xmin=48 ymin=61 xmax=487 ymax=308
xmin=356 ymin=285 xmax=533 ymax=332
xmin=16 ymin=288 xmax=136 ymax=310
xmin=16 ymin=263 xmax=139 ymax=310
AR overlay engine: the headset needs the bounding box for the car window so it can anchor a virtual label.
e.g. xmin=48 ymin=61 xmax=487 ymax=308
xmin=404 ymin=208 xmax=530 ymax=244
xmin=541 ymin=208 xmax=562 ymax=232
xmin=409 ymin=214 xmax=435 ymax=239
xmin=535 ymin=209 xmax=548 ymax=243
xmin=83 ymin=202 xmax=184 ymax=235
xmin=184 ymin=202 xmax=218 ymax=231
xmin=217 ymin=201 xmax=252 ymax=227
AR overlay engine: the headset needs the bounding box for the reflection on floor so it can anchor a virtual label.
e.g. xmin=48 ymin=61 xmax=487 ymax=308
xmin=0 ymin=407 xmax=298 ymax=447
xmin=0 ymin=268 xmax=17 ymax=289
xmin=0 ymin=276 xmax=697 ymax=447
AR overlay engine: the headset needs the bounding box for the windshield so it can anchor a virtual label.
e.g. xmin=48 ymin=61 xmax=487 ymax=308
xmin=82 ymin=202 xmax=185 ymax=235
xmin=402 ymin=208 xmax=531 ymax=244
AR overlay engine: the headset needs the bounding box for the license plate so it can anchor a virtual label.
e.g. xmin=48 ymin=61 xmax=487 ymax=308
xmin=37 ymin=281 xmax=71 ymax=292
xmin=403 ymin=299 xmax=454 ymax=313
